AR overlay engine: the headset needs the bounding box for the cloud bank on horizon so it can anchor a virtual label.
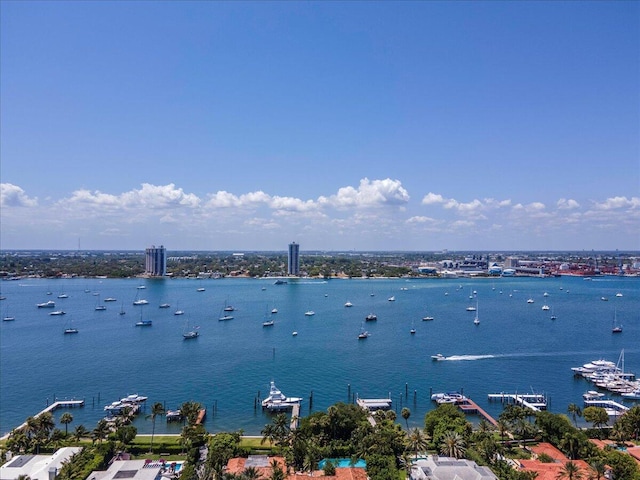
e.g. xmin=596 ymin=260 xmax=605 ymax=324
xmin=2 ymin=180 xmax=638 ymax=251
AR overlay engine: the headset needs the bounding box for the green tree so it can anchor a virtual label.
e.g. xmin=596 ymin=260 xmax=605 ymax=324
xmin=588 ymin=460 xmax=606 ymax=480
xmin=261 ymin=413 xmax=290 ymax=448
xmin=567 ymin=404 xmax=582 ymax=428
xmin=406 ymin=428 xmax=428 ymax=459
xmin=147 ymin=402 xmax=165 ymax=452
xmin=180 ymin=400 xmax=202 ymax=427
xmin=73 ymin=424 xmax=89 ymax=442
xmin=91 ymin=419 xmax=110 ymax=444
xmin=401 ymin=408 xmax=411 ymax=431
xmin=556 ymin=460 xmax=583 ymax=480
xmin=439 ymin=430 xmax=466 ymax=459
xmin=59 ymin=412 xmax=73 ymax=436
xmin=582 ymin=407 xmax=608 ymax=430
xmin=242 ymin=466 xmax=262 ymax=480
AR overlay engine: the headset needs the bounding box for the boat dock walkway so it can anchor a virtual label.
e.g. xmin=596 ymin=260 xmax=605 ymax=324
xmin=457 ymin=397 xmax=498 ymax=426
xmin=290 ymin=404 xmax=300 ymax=430
xmin=0 ymin=399 xmax=84 ymax=440
xmin=488 ymin=393 xmax=547 ymax=412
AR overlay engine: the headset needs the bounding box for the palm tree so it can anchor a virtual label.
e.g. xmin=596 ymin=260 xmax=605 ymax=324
xmin=439 ymin=430 xmax=466 ymax=459
xmin=269 ymin=459 xmax=285 ymax=480
xmin=556 ymin=461 xmax=583 ymax=480
xmin=496 ymin=419 xmax=510 ymax=443
xmin=73 ymin=424 xmax=89 ymax=442
xmin=406 ymin=427 xmax=428 ymax=459
xmin=91 ymin=419 xmax=110 ymax=444
xmin=60 ymin=412 xmax=73 ymax=436
xmin=242 ymin=466 xmax=262 ymax=480
xmin=147 ymin=402 xmax=165 ymax=452
xmin=588 ymin=460 xmax=605 ymax=480
xmin=401 ymin=407 xmax=411 ymax=431
xmin=567 ymin=404 xmax=582 ymax=428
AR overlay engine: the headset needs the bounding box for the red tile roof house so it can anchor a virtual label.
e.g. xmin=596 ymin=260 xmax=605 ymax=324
xmin=226 ymin=455 xmax=368 ymax=480
xmin=518 ymin=443 xmax=593 ymax=480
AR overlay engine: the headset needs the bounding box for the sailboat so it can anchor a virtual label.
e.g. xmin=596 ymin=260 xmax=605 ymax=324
xmin=550 ymin=307 xmax=557 ymax=320
xmin=223 ymin=298 xmax=235 ymax=312
xmin=95 ymin=294 xmax=106 ymax=311
xmin=473 ymin=298 xmax=480 ymax=325
xmin=133 ymin=290 xmax=149 ymax=306
xmin=135 ymin=307 xmax=152 ymax=327
xmin=262 ymin=305 xmax=274 ymax=327
xmin=219 ymin=302 xmax=234 ymax=321
xmin=612 ymin=309 xmax=622 ymax=333
xmin=64 ymin=316 xmax=78 ymax=334
xmin=174 ymin=301 xmax=184 ymax=316
xmin=119 ymin=302 xmax=126 ymax=316
xmin=410 ymin=320 xmax=416 ymax=335
xmin=358 ymin=323 xmax=370 ymax=339
xmin=182 ymin=318 xmax=199 ymax=339
xmin=3 ymin=306 xmax=15 ymax=322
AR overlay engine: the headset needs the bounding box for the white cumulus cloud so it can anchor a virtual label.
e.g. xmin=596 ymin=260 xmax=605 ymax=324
xmin=593 ymin=196 xmax=640 ymax=210
xmin=0 ymin=183 xmax=38 ymax=207
xmin=325 ymin=178 xmax=409 ymax=208
xmin=557 ymin=198 xmax=580 ymax=210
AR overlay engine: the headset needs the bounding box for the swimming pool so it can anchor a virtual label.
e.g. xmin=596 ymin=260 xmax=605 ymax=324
xmin=319 ymin=458 xmax=366 ymax=468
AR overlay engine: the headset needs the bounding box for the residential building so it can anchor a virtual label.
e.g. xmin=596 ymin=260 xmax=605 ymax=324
xmin=288 ymin=242 xmax=299 ymax=276
xmin=410 ymin=455 xmax=498 ymax=480
xmin=145 ymin=245 xmax=166 ymax=277
xmin=0 ymin=447 xmax=81 ymax=480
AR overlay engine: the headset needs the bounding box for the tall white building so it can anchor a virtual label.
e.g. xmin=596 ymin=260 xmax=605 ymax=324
xmin=145 ymin=245 xmax=166 ymax=277
xmin=288 ymin=242 xmax=300 ymax=276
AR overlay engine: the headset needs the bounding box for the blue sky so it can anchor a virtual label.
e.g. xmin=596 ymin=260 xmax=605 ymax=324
xmin=1 ymin=1 xmax=638 ymax=251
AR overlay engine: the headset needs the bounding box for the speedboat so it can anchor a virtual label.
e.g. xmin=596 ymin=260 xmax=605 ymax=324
xmin=616 ymin=293 xmax=623 ymax=297
xmin=304 ymin=310 xmax=315 ymax=316
xmin=542 ymin=305 xmax=550 ymax=311
xmin=49 ymin=310 xmax=66 ymax=316
xmin=271 ymin=308 xmax=278 ymax=314
xmin=358 ymin=330 xmax=370 ymax=339
xmin=104 ymin=297 xmax=117 ymax=302
xmin=63 ymin=328 xmax=78 ymax=334
xmin=57 ymin=294 xmax=68 ymax=299
xmin=388 ymin=296 xmax=395 ymax=302
xmin=527 ymin=298 xmax=534 ymax=304
xmin=133 ymin=299 xmax=149 ymax=306
xmin=422 ymin=316 xmax=434 ymax=321
xmin=365 ymin=313 xmax=377 ymax=321
xmin=344 ymin=301 xmax=353 ymax=307
xmin=159 ymin=303 xmax=170 ymax=308
xmin=431 ymin=353 xmax=446 ymax=361
xmin=121 ymin=394 xmax=148 ymax=404
xmin=197 ymin=287 xmax=205 ymax=292
xmin=466 ymin=306 xmax=476 ymax=311
xmin=37 ymin=301 xmax=56 ymax=308
xmin=263 ymin=320 xmax=275 ymax=327
xmin=261 ymin=381 xmax=302 ymax=411
xmin=3 ymin=316 xmax=15 ymax=322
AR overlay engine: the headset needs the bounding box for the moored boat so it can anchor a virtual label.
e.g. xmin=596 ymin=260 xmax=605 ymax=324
xmin=261 ymin=381 xmax=302 ymax=411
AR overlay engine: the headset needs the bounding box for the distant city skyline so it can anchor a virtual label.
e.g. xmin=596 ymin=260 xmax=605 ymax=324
xmin=1 ymin=2 xmax=638 ymax=251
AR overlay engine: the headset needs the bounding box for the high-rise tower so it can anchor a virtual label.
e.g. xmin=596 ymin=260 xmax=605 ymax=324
xmin=145 ymin=245 xmax=166 ymax=277
xmin=288 ymin=242 xmax=300 ymax=276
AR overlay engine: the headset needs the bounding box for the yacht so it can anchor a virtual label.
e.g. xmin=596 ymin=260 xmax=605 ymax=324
xmin=271 ymin=308 xmax=278 ymax=314
xmin=49 ymin=310 xmax=66 ymax=316
xmin=159 ymin=303 xmax=170 ymax=309
xmin=358 ymin=330 xmax=370 ymax=339
xmin=527 ymin=298 xmax=534 ymax=304
xmin=344 ymin=301 xmax=353 ymax=307
xmin=133 ymin=299 xmax=149 ymax=306
xmin=219 ymin=314 xmax=234 ymax=321
xmin=422 ymin=316 xmax=434 ymax=321
xmin=37 ymin=301 xmax=56 ymax=308
xmin=261 ymin=381 xmax=302 ymax=411
xmin=388 ymin=296 xmax=395 ymax=302
xmin=196 ymin=287 xmax=205 ymax=292
xmin=183 ymin=329 xmax=199 ymax=339
xmin=120 ymin=394 xmax=148 ymax=404
xmin=541 ymin=305 xmax=550 ymax=311
xmin=104 ymin=297 xmax=117 ymax=302
xmin=616 ymin=293 xmax=623 ymax=297
xmin=95 ymin=305 xmax=107 ymax=311
xmin=304 ymin=310 xmax=315 ymax=316
xmin=3 ymin=315 xmax=15 ymax=322
xmin=621 ymin=388 xmax=640 ymax=400
xmin=57 ymin=293 xmax=69 ymax=299
xmin=365 ymin=313 xmax=377 ymax=321
xmin=262 ymin=320 xmax=275 ymax=327
xmin=135 ymin=320 xmax=152 ymax=327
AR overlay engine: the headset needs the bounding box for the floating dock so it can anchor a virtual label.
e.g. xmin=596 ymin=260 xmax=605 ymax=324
xmin=487 ymin=393 xmax=547 ymax=412
xmin=583 ymin=398 xmax=629 ymax=417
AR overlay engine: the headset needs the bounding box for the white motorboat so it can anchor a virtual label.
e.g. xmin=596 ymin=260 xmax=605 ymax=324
xmin=261 ymin=381 xmax=302 ymax=411
xmin=159 ymin=303 xmax=170 ymax=309
xmin=271 ymin=308 xmax=278 ymax=314
xmin=388 ymin=296 xmax=395 ymax=302
xmin=527 ymin=298 xmax=534 ymax=304
xmin=344 ymin=301 xmax=353 ymax=307
xmin=104 ymin=297 xmax=117 ymax=302
xmin=541 ymin=305 xmax=550 ymax=311
xmin=219 ymin=314 xmax=234 ymax=321
xmin=49 ymin=310 xmax=66 ymax=316
xmin=422 ymin=315 xmax=434 ymax=321
xmin=37 ymin=301 xmax=56 ymax=308
xmin=304 ymin=310 xmax=315 ymax=316
xmin=365 ymin=313 xmax=377 ymax=321
xmin=133 ymin=299 xmax=149 ymax=306
xmin=431 ymin=353 xmax=446 ymax=361
xmin=621 ymin=389 xmax=640 ymax=400
xmin=262 ymin=320 xmax=274 ymax=327
xmin=121 ymin=394 xmax=148 ymax=404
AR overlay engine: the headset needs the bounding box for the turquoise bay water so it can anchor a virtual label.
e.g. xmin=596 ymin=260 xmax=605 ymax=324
xmin=0 ymin=275 xmax=638 ymax=436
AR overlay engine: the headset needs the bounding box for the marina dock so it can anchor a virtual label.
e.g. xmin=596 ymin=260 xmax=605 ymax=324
xmin=456 ymin=397 xmax=498 ymax=426
xmin=0 ymin=399 xmax=84 ymax=440
xmin=487 ymin=393 xmax=547 ymax=412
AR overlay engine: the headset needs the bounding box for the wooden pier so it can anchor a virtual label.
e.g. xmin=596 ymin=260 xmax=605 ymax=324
xmin=290 ymin=404 xmax=300 ymax=430
xmin=456 ymin=397 xmax=498 ymax=426
xmin=0 ymin=399 xmax=85 ymax=440
xmin=487 ymin=392 xmax=547 ymax=412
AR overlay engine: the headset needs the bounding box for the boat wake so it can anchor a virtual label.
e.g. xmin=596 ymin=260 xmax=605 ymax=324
xmin=443 ymin=354 xmax=496 ymax=361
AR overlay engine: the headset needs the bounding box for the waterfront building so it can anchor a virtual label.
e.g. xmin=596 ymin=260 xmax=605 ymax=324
xmin=410 ymin=456 xmax=498 ymax=480
xmin=145 ymin=245 xmax=166 ymax=277
xmin=288 ymin=242 xmax=299 ymax=276
xmin=0 ymin=447 xmax=81 ymax=480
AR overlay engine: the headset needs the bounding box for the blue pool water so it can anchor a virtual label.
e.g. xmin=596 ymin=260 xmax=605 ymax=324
xmin=319 ymin=459 xmax=366 ymax=468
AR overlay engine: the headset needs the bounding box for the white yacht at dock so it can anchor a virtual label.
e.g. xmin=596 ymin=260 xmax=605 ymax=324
xmin=261 ymin=381 xmax=302 ymax=411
